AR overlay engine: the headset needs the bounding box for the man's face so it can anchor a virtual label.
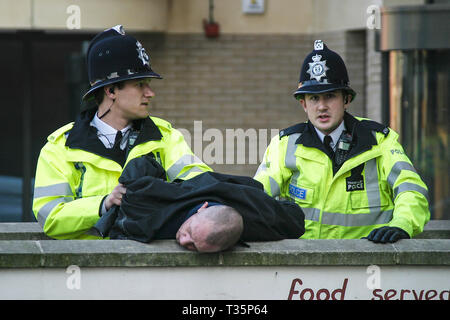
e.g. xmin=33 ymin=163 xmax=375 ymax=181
xmin=112 ymin=78 xmax=155 ymax=120
xmin=299 ymin=90 xmax=349 ymax=135
xmin=175 ymin=203 xmax=221 ymax=253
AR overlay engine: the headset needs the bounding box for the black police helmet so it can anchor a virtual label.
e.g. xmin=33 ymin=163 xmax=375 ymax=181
xmin=82 ymin=25 xmax=162 ymax=101
xmin=293 ymin=40 xmax=356 ymax=102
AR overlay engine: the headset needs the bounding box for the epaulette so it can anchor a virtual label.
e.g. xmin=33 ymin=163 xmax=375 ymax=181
xmin=279 ymin=122 xmax=308 ymax=139
xmin=360 ymin=119 xmax=390 ymax=137
xmin=48 ymin=122 xmax=74 ymax=143
xmin=150 ymin=116 xmax=172 ymax=131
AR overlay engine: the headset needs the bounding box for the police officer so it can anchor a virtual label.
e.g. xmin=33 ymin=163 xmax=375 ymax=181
xmin=254 ymin=40 xmax=430 ymax=243
xmin=33 ymin=25 xmax=211 ymax=239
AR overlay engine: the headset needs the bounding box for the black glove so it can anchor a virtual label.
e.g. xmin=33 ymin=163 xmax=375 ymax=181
xmin=364 ymin=226 xmax=410 ymax=243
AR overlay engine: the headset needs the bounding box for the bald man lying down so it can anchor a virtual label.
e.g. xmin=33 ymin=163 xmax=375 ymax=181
xmin=93 ymin=155 xmax=305 ymax=252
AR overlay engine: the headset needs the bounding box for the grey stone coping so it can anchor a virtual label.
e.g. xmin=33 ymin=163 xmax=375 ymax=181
xmin=1 ymin=220 xmax=449 ymax=240
xmin=0 ymin=239 xmax=449 ymax=268
xmin=414 ymin=220 xmax=450 ymax=239
xmin=0 ymin=221 xmax=448 ymax=269
xmin=0 ymin=222 xmax=52 ymax=240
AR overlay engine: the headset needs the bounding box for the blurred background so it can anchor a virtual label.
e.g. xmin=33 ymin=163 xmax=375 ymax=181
xmin=0 ymin=0 xmax=448 ymax=222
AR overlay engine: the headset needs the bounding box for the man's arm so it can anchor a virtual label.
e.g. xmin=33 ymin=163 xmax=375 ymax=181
xmin=380 ymin=133 xmax=430 ymax=238
xmin=32 ymin=143 xmax=104 ymax=239
xmin=162 ymin=126 xmax=212 ymax=181
xmin=254 ymin=135 xmax=286 ymax=198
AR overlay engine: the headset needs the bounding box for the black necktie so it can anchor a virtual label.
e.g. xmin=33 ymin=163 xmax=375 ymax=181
xmin=113 ymin=130 xmax=123 ymax=150
xmin=324 ymin=135 xmax=334 ymax=157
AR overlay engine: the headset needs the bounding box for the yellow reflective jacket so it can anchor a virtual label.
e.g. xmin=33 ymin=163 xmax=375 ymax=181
xmin=254 ymin=113 xmax=430 ymax=239
xmin=33 ymin=110 xmax=211 ymax=239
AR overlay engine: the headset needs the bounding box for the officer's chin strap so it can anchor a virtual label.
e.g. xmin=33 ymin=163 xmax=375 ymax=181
xmin=98 ymin=99 xmax=114 ymax=119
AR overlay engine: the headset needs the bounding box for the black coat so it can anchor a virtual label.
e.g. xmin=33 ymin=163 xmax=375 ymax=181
xmin=94 ymin=155 xmax=305 ymax=243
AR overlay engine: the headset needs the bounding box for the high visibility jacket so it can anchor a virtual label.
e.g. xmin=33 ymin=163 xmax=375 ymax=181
xmin=254 ymin=112 xmax=430 ymax=239
xmin=33 ymin=109 xmax=211 ymax=239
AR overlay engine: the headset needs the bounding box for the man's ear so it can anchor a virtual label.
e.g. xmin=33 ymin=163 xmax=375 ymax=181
xmin=299 ymin=98 xmax=307 ymax=112
xmin=197 ymin=201 xmax=209 ymax=213
xmin=104 ymin=85 xmax=115 ymax=100
xmin=343 ymin=94 xmax=352 ymax=109
xmin=342 ymin=90 xmax=351 ymax=106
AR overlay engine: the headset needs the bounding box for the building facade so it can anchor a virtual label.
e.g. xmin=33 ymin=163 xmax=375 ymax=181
xmin=0 ymin=0 xmax=448 ymax=220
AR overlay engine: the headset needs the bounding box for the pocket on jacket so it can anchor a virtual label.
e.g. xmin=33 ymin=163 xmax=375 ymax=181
xmin=350 ymin=188 xmax=389 ymax=209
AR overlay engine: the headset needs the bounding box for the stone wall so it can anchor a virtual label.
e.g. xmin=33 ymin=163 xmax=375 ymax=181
xmin=1 ymin=222 xmax=448 ymax=300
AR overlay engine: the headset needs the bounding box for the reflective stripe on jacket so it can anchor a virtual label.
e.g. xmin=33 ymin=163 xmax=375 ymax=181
xmin=33 ymin=112 xmax=211 ymax=240
xmin=254 ymin=113 xmax=430 ymax=239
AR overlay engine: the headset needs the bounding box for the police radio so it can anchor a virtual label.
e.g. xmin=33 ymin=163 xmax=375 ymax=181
xmin=125 ymin=129 xmax=140 ymax=159
xmin=334 ymin=131 xmax=353 ymax=166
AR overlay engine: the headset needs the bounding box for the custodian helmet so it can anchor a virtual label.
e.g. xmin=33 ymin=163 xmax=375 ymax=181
xmin=293 ymin=40 xmax=356 ymax=102
xmin=82 ymin=25 xmax=162 ymax=101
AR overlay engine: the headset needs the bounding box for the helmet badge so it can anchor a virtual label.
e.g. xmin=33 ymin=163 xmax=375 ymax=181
xmin=307 ymin=54 xmax=329 ymax=82
xmin=111 ymin=24 xmax=125 ymax=35
xmin=136 ymin=41 xmax=150 ymax=67
xmin=314 ymin=39 xmax=324 ymax=50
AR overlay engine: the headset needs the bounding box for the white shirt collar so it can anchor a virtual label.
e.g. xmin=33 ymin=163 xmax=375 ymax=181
xmin=90 ymin=112 xmax=132 ymax=148
xmin=91 ymin=112 xmax=132 ymax=135
xmin=91 ymin=113 xmax=131 ymax=135
xmin=314 ymin=120 xmax=346 ymax=149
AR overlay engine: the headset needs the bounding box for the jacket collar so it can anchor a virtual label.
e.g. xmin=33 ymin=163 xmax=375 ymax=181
xmin=65 ymin=108 xmax=162 ymax=165
xmin=342 ymin=111 xmax=378 ymax=159
xmin=296 ymin=112 xmax=378 ymax=160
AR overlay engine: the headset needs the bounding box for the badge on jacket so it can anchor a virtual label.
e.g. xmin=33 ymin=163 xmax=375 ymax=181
xmin=289 ymin=184 xmax=307 ymax=200
xmin=346 ymin=178 xmax=365 ymax=191
xmin=346 ymin=163 xmax=365 ymax=192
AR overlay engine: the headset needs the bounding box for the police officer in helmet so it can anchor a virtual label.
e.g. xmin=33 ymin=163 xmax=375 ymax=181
xmin=254 ymin=40 xmax=430 ymax=243
xmin=33 ymin=25 xmax=211 ymax=239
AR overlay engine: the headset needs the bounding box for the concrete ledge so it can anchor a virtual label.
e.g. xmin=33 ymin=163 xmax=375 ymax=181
xmin=0 ymin=222 xmax=52 ymax=240
xmin=0 ymin=221 xmax=448 ymax=269
xmin=0 ymin=239 xmax=448 ymax=268
xmin=1 ymin=220 xmax=449 ymax=240
xmin=414 ymin=220 xmax=450 ymax=239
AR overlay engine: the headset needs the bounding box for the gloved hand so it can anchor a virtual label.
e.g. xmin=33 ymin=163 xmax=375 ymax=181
xmin=364 ymin=226 xmax=410 ymax=243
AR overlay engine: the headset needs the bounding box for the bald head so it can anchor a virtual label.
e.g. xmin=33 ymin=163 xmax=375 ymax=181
xmin=200 ymin=205 xmax=243 ymax=251
xmin=176 ymin=203 xmax=244 ymax=253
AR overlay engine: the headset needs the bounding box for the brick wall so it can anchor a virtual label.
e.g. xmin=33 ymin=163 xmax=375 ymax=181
xmin=139 ymin=31 xmax=369 ymax=176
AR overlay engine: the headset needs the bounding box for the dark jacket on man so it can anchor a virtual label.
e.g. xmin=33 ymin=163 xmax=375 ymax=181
xmin=94 ymin=155 xmax=305 ymax=243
